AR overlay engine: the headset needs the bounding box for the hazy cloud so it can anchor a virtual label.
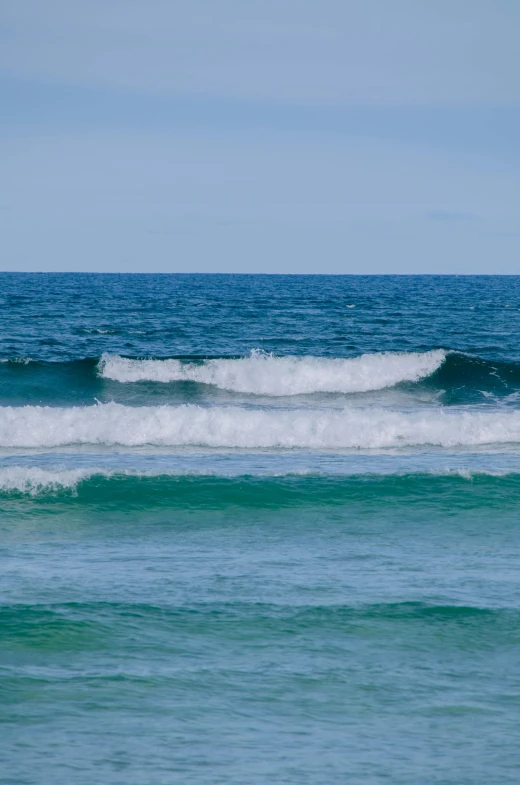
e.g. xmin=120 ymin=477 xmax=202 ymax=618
xmin=2 ymin=0 xmax=520 ymax=107
xmin=1 ymin=1 xmax=519 ymax=272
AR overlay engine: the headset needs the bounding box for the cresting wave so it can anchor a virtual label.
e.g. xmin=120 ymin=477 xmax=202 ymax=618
xmin=98 ymin=349 xmax=446 ymax=395
xmin=2 ymin=467 xmax=520 ymax=502
xmin=3 ymin=352 xmax=520 ymax=404
xmin=3 ymin=402 xmax=520 ymax=448
xmin=0 ymin=466 xmax=93 ymax=494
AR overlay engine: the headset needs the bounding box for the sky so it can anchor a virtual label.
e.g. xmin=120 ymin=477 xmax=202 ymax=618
xmin=1 ymin=0 xmax=520 ymax=274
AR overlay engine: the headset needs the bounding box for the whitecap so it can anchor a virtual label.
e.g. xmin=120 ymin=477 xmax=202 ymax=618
xmin=2 ymin=401 xmax=520 ymax=449
xmin=98 ymin=349 xmax=446 ymax=396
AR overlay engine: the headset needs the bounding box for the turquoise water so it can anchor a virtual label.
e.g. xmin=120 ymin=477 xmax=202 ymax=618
xmin=1 ymin=274 xmax=520 ymax=784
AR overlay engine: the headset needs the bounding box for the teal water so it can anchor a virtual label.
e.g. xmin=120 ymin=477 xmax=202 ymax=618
xmin=1 ymin=274 xmax=520 ymax=784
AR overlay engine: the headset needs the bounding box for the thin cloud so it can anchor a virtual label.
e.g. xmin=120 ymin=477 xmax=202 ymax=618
xmin=1 ymin=0 xmax=519 ymax=107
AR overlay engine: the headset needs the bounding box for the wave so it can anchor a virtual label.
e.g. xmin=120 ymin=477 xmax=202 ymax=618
xmin=3 ymin=401 xmax=520 ymax=449
xmin=2 ymin=601 xmax=516 ymax=662
xmin=0 ymin=466 xmax=94 ymax=495
xmin=3 ymin=467 xmax=520 ymax=504
xmin=3 ymin=351 xmax=520 ymax=406
xmin=97 ymin=350 xmax=446 ymax=395
xmin=2 ymin=600 xmax=514 ymax=629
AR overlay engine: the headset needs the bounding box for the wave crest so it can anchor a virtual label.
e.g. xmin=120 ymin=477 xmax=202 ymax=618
xmin=0 ymin=466 xmax=94 ymax=494
xmin=1 ymin=467 xmax=520 ymax=501
xmin=98 ymin=350 xmax=446 ymax=396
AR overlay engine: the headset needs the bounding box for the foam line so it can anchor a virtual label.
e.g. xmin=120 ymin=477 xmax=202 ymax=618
xmin=2 ymin=401 xmax=520 ymax=448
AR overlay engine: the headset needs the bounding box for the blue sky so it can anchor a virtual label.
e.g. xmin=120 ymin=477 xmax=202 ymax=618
xmin=1 ymin=0 xmax=519 ymax=273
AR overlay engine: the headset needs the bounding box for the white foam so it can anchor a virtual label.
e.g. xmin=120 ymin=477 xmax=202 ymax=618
xmin=0 ymin=466 xmax=95 ymax=494
xmin=98 ymin=350 xmax=446 ymax=396
xmin=3 ymin=402 xmax=520 ymax=449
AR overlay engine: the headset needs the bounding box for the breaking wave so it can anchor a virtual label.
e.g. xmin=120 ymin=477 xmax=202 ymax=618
xmin=98 ymin=350 xmax=446 ymax=395
xmin=3 ymin=351 xmax=520 ymax=406
xmin=2 ymin=401 xmax=520 ymax=448
xmin=2 ymin=467 xmax=520 ymax=504
xmin=0 ymin=466 xmax=95 ymax=494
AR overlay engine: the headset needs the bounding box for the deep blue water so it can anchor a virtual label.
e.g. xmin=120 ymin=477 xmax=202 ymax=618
xmin=1 ymin=274 xmax=520 ymax=784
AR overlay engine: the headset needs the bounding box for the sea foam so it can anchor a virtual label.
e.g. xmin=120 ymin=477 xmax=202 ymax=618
xmin=0 ymin=466 xmax=95 ymax=494
xmin=2 ymin=402 xmax=520 ymax=448
xmin=98 ymin=350 xmax=446 ymax=396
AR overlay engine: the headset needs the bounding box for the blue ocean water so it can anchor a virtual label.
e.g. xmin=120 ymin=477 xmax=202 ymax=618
xmin=1 ymin=273 xmax=520 ymax=784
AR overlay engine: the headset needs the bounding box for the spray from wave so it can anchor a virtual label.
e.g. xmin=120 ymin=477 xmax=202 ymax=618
xmin=0 ymin=466 xmax=95 ymax=495
xmin=98 ymin=349 xmax=446 ymax=396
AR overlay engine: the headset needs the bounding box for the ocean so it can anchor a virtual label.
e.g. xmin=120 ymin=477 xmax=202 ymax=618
xmin=1 ymin=273 xmax=520 ymax=785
